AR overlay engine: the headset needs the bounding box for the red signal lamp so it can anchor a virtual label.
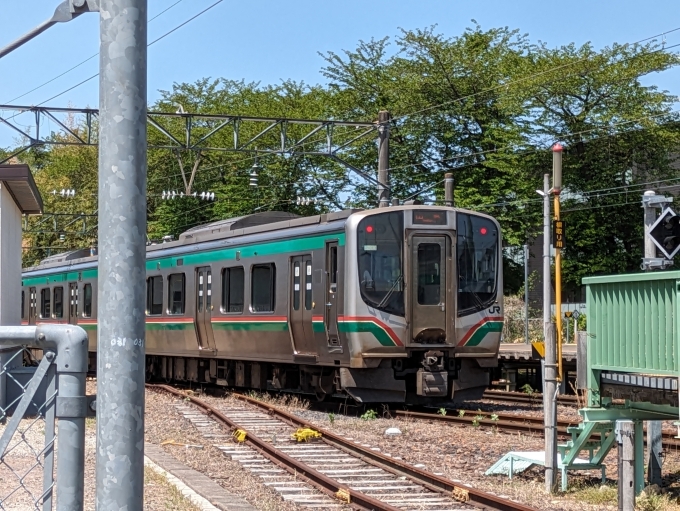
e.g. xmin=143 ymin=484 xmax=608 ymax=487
xmin=366 ymin=225 xmax=374 ymax=233
xmin=480 ymin=227 xmax=488 ymax=235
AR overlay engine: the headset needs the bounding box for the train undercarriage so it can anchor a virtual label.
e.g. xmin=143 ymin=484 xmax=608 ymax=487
xmin=88 ymin=350 xmax=491 ymax=405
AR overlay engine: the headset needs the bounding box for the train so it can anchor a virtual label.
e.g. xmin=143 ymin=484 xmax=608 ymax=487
xmin=21 ymin=204 xmax=503 ymax=404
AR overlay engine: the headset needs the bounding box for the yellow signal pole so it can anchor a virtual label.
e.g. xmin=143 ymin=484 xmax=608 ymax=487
xmin=552 ymin=143 xmax=563 ymax=381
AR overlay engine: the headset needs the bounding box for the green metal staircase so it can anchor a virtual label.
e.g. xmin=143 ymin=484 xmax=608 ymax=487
xmin=557 ymin=420 xmax=616 ymax=490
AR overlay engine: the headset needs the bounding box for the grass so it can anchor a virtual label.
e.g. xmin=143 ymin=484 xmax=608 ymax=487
xmin=144 ymin=466 xmax=202 ymax=511
xmin=567 ymin=481 xmax=618 ymax=506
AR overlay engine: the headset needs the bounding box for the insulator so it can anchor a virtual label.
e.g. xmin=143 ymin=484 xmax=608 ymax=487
xmin=162 ymin=191 xmax=167 ymax=199
xmin=200 ymin=192 xmax=206 ymax=200
xmin=209 ymin=192 xmax=215 ymax=201
xmin=249 ymin=172 xmax=258 ymax=187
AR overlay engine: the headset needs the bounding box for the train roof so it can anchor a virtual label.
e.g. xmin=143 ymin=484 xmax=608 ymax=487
xmin=23 ymin=209 xmax=360 ymax=275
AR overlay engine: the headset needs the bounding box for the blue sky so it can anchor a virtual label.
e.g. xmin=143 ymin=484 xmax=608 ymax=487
xmin=1 ymin=1 xmax=679 ymax=123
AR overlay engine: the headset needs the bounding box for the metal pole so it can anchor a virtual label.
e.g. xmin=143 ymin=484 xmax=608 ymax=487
xmin=542 ymin=174 xmax=550 ymax=330
xmin=552 ymin=144 xmax=563 ymax=381
xmin=56 ymin=371 xmax=86 ymax=510
xmin=96 ymin=1 xmax=148 ymax=510
xmin=543 ymin=323 xmax=558 ymax=493
xmin=377 ymin=110 xmax=390 ymax=208
xmin=643 ymin=190 xmax=663 ymax=487
xmin=444 ymin=173 xmax=454 ymax=207
xmin=524 ymin=244 xmax=529 ymax=344
xmin=619 ymin=420 xmax=635 ymax=511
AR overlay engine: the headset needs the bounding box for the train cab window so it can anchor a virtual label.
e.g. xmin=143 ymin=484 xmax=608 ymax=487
xmin=457 ymin=213 xmax=499 ymax=315
xmin=146 ymin=276 xmax=163 ymax=315
xmin=168 ymin=273 xmax=185 ymax=315
xmin=222 ymin=267 xmax=244 ymax=313
xmin=53 ymin=287 xmax=64 ymax=318
xmin=83 ymin=284 xmax=93 ymax=318
xmin=357 ymin=211 xmax=404 ymax=316
xmin=40 ymin=289 xmax=51 ymax=318
xmin=251 ymin=264 xmax=275 ymax=313
xmin=21 ymin=291 xmax=25 ymax=319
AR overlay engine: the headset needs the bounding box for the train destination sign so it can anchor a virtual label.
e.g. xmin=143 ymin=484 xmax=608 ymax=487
xmin=413 ymin=210 xmax=447 ymax=225
xmin=553 ymin=220 xmax=566 ymax=249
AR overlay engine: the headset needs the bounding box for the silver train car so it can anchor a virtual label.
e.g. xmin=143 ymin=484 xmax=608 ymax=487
xmin=21 ymin=205 xmax=503 ymax=404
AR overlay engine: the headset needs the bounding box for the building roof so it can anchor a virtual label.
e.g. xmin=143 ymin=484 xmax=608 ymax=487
xmin=0 ymin=164 xmax=43 ymax=214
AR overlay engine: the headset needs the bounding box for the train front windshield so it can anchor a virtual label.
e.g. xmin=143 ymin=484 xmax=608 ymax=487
xmin=356 ymin=210 xmax=499 ymax=319
xmin=357 ymin=211 xmax=405 ymax=316
xmin=456 ymin=213 xmax=499 ymax=315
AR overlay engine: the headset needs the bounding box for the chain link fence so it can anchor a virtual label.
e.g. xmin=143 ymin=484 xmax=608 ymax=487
xmin=0 ymin=326 xmax=88 ymax=511
xmin=0 ymin=346 xmax=57 ymax=511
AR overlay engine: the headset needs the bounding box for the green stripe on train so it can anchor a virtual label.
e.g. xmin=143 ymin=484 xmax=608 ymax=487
xmin=338 ymin=321 xmax=396 ymax=347
xmin=146 ymin=322 xmax=195 ymax=331
xmin=23 ymin=232 xmax=345 ymax=286
xmin=212 ymin=321 xmax=288 ymax=332
xmin=464 ymin=321 xmax=503 ymax=346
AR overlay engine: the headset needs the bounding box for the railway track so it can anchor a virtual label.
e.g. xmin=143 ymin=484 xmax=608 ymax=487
xmin=148 ymin=384 xmax=537 ymax=511
xmin=396 ymin=409 xmax=680 ymax=448
xmin=482 ymin=390 xmax=579 ymax=406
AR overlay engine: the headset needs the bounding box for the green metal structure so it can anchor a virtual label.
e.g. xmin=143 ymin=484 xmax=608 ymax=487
xmin=564 ymin=271 xmax=680 ymax=493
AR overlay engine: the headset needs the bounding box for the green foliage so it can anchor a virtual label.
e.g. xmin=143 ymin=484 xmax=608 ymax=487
xmin=520 ymin=383 xmax=534 ymax=395
xmin=457 ymin=410 xmax=465 ymax=417
xmin=10 ymin=23 xmax=680 ymax=288
xmin=360 ymin=409 xmax=378 ymax=421
xmin=472 ymin=414 xmax=484 ymax=427
xmin=437 ymin=408 xmax=447 ymax=416
xmin=327 ymin=412 xmax=335 ymax=426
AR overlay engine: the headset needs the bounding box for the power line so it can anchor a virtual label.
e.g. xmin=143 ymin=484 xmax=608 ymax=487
xmin=4 ymin=0 xmax=186 ymax=104
xmin=390 ymin=28 xmax=680 ymax=123
xmin=37 ymin=0 xmax=224 ymax=106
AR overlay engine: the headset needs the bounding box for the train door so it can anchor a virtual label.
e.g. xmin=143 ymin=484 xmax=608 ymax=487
xmin=195 ymin=267 xmax=216 ymax=352
xmin=68 ymin=283 xmax=78 ymax=325
xmin=324 ymin=242 xmax=340 ymax=348
xmin=28 ymin=287 xmax=37 ymax=325
xmin=410 ymin=235 xmax=452 ymax=343
xmin=289 ymin=255 xmax=316 ymax=355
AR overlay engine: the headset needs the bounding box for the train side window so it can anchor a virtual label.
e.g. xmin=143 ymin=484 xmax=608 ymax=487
xmin=329 ymin=247 xmax=338 ymax=293
xmin=21 ymin=291 xmax=25 ymax=319
xmin=251 ymin=264 xmax=275 ymax=313
xmin=40 ymin=288 xmax=51 ymax=318
xmin=222 ymin=267 xmax=244 ymax=313
xmin=293 ymin=262 xmax=300 ymax=310
xmin=146 ymin=276 xmax=163 ymax=315
xmin=83 ymin=284 xmax=93 ymax=318
xmin=53 ymin=287 xmax=64 ymax=318
xmin=168 ymin=273 xmax=185 ymax=315
xmin=304 ymin=261 xmax=313 ymax=310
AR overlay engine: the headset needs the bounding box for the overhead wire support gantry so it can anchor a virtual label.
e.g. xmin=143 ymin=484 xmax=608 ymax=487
xmin=0 ymin=104 xmax=377 ymax=158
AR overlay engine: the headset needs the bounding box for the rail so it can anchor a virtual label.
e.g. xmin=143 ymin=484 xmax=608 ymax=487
xmin=149 ymin=384 xmax=538 ymax=511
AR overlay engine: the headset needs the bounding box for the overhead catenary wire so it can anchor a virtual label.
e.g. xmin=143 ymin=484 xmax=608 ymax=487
xmin=389 ymin=28 xmax=680 ymax=124
xmin=36 ymin=0 xmax=224 ymax=106
xmin=4 ymin=0 xmax=186 ymax=104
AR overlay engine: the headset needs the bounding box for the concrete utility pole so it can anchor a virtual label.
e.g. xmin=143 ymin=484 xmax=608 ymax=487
xmin=642 ymin=190 xmax=663 ymax=487
xmin=618 ymin=421 xmax=635 ymax=511
xmin=540 ymin=172 xmax=557 ymax=492
xmin=543 ymin=324 xmax=558 ymax=493
xmin=524 ymin=243 xmax=529 ymax=344
xmin=377 ymin=110 xmax=390 ymax=208
xmin=95 ymin=1 xmax=148 ymax=510
xmin=444 ymin=173 xmax=454 ymax=207
xmin=542 ymin=174 xmax=550 ymax=333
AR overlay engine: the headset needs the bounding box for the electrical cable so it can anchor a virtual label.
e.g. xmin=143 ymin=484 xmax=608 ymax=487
xmin=390 ymin=29 xmax=680 ymax=123
xmin=36 ymin=0 xmax=224 ymax=106
xmin=4 ymin=0 xmax=186 ymax=104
